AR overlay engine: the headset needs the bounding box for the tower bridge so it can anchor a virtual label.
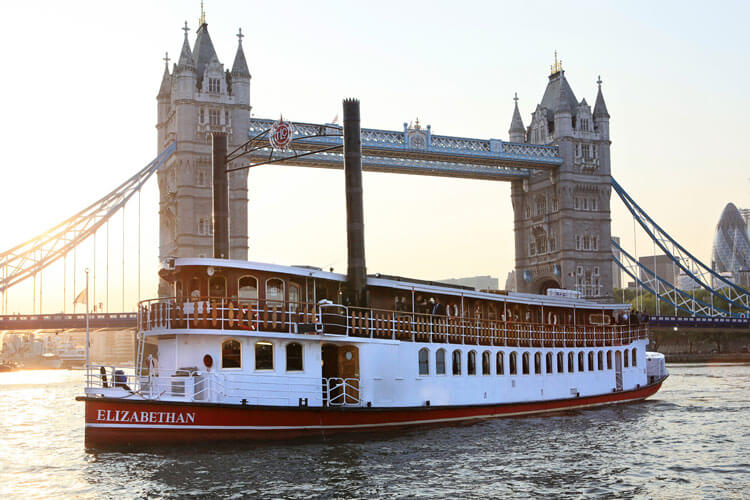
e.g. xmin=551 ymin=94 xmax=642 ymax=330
xmin=1 ymin=17 xmax=749 ymax=330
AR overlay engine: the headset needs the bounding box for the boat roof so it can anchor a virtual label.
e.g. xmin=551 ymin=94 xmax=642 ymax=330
xmin=174 ymin=258 xmax=629 ymax=310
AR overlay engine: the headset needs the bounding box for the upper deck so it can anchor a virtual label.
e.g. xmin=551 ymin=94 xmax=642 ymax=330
xmin=144 ymin=258 xmax=646 ymax=348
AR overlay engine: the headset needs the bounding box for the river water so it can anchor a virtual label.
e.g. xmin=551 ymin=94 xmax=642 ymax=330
xmin=0 ymin=364 xmax=748 ymax=499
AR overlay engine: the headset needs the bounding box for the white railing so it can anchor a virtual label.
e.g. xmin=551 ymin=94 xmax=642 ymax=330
xmin=138 ymin=298 xmax=648 ymax=349
xmin=322 ymin=377 xmax=361 ymax=406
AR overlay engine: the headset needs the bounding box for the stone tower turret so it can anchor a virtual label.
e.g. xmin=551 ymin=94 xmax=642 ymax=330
xmin=508 ymin=93 xmax=526 ymax=143
xmin=510 ymin=56 xmax=613 ymax=301
xmin=156 ymin=18 xmax=251 ymax=295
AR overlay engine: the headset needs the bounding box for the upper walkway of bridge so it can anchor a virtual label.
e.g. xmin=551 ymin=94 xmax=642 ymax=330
xmin=238 ymin=118 xmax=562 ymax=181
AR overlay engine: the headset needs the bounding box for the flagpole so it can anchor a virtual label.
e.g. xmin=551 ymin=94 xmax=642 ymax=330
xmin=85 ymin=268 xmax=90 ymax=369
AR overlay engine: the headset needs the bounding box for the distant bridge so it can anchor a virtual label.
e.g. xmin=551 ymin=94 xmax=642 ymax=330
xmin=0 ymin=313 xmax=137 ymax=331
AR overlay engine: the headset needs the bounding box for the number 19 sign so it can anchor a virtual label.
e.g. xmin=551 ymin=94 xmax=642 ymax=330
xmin=269 ymin=117 xmax=294 ymax=150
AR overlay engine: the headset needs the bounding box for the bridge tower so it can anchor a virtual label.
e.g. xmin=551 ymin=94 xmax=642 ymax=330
xmin=156 ymin=18 xmax=251 ymax=294
xmin=510 ymin=57 xmax=613 ymax=301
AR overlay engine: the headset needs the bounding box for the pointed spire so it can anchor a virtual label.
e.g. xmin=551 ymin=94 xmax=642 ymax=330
xmin=193 ymin=20 xmax=219 ymax=77
xmin=177 ymin=21 xmax=195 ymax=71
xmin=231 ymin=27 xmax=250 ymax=77
xmin=158 ymin=52 xmax=172 ymax=98
xmin=554 ymin=72 xmax=572 ymax=114
xmin=509 ymin=92 xmax=525 ymax=140
xmin=594 ymin=75 xmax=610 ymax=118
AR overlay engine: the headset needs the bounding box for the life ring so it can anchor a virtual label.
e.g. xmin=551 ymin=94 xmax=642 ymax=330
xmin=447 ymin=303 xmax=459 ymax=317
xmin=203 ymin=354 xmax=213 ymax=368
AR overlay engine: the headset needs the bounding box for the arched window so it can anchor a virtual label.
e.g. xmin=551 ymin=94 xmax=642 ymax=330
xmin=632 ymin=348 xmax=637 ymax=366
xmin=607 ymin=350 xmax=612 ymax=370
xmin=436 ymin=349 xmax=446 ymax=375
xmin=286 ymin=343 xmax=303 ymax=371
xmin=209 ymin=276 xmax=226 ymax=297
xmin=588 ymin=351 xmax=594 ymax=372
xmin=238 ymin=276 xmax=258 ymax=302
xmin=496 ymin=352 xmax=504 ymax=375
xmin=568 ymin=352 xmax=575 ymax=373
xmin=624 ymin=349 xmax=630 ymax=368
xmin=509 ymin=352 xmax=517 ymax=375
xmin=597 ymin=351 xmax=603 ymax=370
xmin=452 ymin=350 xmax=462 ymax=375
xmin=522 ymin=352 xmax=530 ymax=375
xmin=557 ymin=352 xmax=564 ymax=373
xmin=289 ymin=283 xmax=301 ymax=312
xmin=546 ymin=352 xmax=553 ymax=374
xmin=468 ymin=351 xmax=477 ymax=375
xmin=534 ymin=352 xmax=542 ymax=374
xmin=578 ymin=352 xmax=585 ymax=372
xmin=255 ymin=341 xmax=274 ymax=370
xmin=221 ymin=339 xmax=241 ymax=369
xmin=265 ymin=278 xmax=285 ymax=303
xmin=419 ymin=348 xmax=430 ymax=375
xmin=482 ymin=351 xmax=491 ymax=375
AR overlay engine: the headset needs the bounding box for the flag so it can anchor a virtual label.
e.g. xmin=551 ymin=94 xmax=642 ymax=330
xmin=74 ymin=287 xmax=88 ymax=306
xmin=331 ymin=113 xmax=339 ymax=125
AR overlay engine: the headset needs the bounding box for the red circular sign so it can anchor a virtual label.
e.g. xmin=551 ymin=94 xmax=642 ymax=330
xmin=269 ymin=119 xmax=294 ymax=149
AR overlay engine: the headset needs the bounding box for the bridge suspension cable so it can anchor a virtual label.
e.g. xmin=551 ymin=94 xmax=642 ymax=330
xmin=611 ymin=177 xmax=750 ymax=315
xmin=0 ymin=142 xmax=176 ymax=296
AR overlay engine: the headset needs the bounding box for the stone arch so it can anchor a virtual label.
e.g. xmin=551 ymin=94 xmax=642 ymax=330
xmin=534 ymin=278 xmax=561 ymax=295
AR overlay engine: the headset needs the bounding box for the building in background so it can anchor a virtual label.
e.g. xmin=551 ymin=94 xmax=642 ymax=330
xmin=712 ymin=203 xmax=750 ymax=288
xmin=638 ymin=255 xmax=676 ymax=287
xmin=439 ymin=275 xmax=499 ymax=291
xmin=505 ymin=271 xmax=517 ymax=292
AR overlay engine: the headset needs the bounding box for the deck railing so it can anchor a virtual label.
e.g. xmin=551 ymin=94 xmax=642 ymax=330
xmin=138 ymin=297 xmax=647 ymax=348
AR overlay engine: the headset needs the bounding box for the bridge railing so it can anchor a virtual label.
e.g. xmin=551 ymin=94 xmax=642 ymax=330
xmin=138 ymin=297 xmax=647 ymax=348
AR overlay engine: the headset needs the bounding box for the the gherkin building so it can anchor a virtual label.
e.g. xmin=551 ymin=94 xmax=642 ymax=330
xmin=711 ymin=203 xmax=750 ymax=288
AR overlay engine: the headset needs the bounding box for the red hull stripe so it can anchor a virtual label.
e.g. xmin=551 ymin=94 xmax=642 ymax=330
xmin=82 ymin=380 xmax=664 ymax=440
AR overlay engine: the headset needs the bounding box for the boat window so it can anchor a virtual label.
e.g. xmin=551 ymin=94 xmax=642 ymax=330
xmin=221 ymin=339 xmax=241 ymax=369
xmin=190 ymin=277 xmax=201 ymax=297
xmin=266 ymin=278 xmax=285 ymax=303
xmin=467 ymin=351 xmax=477 ymax=375
xmin=289 ymin=283 xmax=301 ymax=312
xmin=588 ymin=351 xmax=594 ymax=371
xmin=509 ymin=352 xmax=517 ymax=375
xmin=238 ymin=276 xmax=258 ymax=301
xmin=286 ymin=343 xmax=303 ymax=371
xmin=418 ymin=348 xmax=429 ymax=376
xmin=482 ymin=351 xmax=491 ymax=375
xmin=209 ymin=276 xmax=226 ymax=297
xmin=522 ymin=352 xmax=530 ymax=375
xmin=578 ymin=352 xmax=585 ymax=372
xmin=607 ymin=350 xmax=612 ymax=370
xmin=568 ymin=352 xmax=574 ymax=373
xmin=496 ymin=352 xmax=504 ymax=375
xmin=546 ymin=352 xmax=553 ymax=374
xmin=557 ymin=352 xmax=564 ymax=373
xmin=624 ymin=349 xmax=630 ymax=368
xmin=632 ymin=348 xmax=637 ymax=366
xmin=598 ymin=351 xmax=604 ymax=370
xmin=534 ymin=352 xmax=542 ymax=374
xmin=436 ymin=349 xmax=446 ymax=375
xmin=452 ymin=350 xmax=462 ymax=375
xmin=255 ymin=341 xmax=274 ymax=370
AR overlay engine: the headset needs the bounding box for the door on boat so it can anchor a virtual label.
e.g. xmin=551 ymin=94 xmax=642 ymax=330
xmin=321 ymin=344 xmax=360 ymax=405
xmin=614 ymin=350 xmax=623 ymax=391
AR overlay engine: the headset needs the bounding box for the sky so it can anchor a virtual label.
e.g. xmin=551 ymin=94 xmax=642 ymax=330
xmin=1 ymin=1 xmax=749 ymax=313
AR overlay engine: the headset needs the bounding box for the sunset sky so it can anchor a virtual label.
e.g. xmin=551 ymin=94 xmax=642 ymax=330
xmin=1 ymin=1 xmax=748 ymax=313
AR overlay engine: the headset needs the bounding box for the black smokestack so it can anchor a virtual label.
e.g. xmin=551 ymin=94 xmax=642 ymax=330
xmin=212 ymin=132 xmax=229 ymax=259
xmin=343 ymin=99 xmax=367 ymax=307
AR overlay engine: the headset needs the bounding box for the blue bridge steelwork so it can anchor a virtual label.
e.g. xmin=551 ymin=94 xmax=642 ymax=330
xmin=237 ymin=118 xmax=562 ymax=180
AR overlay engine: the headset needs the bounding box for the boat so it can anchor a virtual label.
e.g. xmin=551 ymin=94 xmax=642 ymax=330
xmin=77 ymin=257 xmax=667 ymax=445
xmin=77 ymin=106 xmax=667 ymax=446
